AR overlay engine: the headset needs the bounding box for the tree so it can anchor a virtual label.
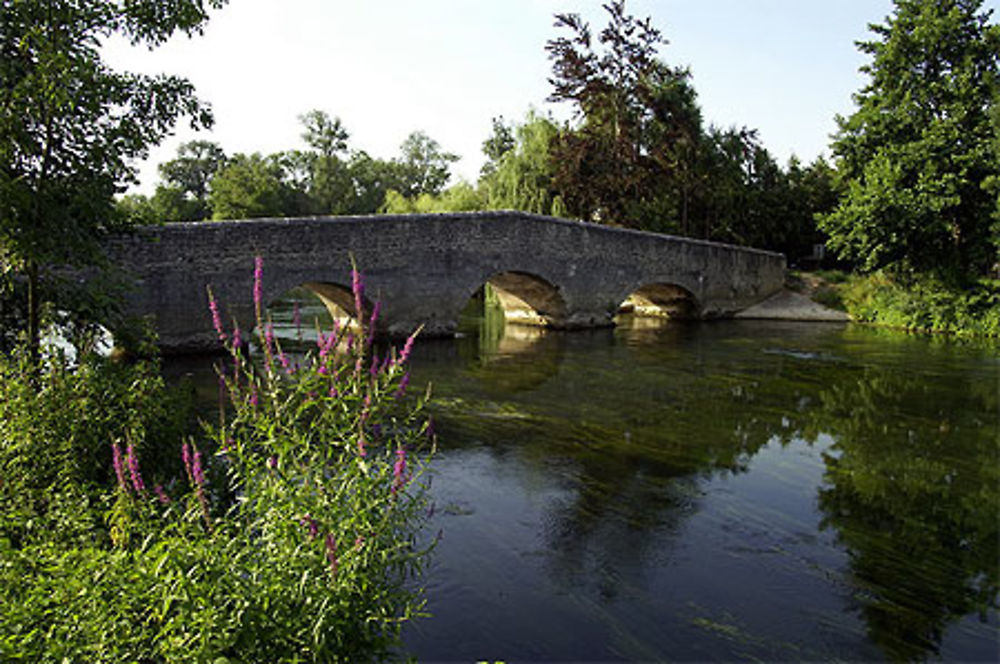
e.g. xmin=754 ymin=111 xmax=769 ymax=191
xmin=820 ymin=0 xmax=1000 ymax=281
xmin=394 ymin=131 xmax=458 ymax=198
xmin=294 ymin=110 xmax=354 ymax=215
xmin=157 ymin=140 xmax=227 ymax=220
xmin=480 ymin=116 xmax=516 ymax=179
xmin=0 ymin=0 xmax=226 ymax=356
xmin=546 ymin=0 xmax=702 ymax=227
xmin=209 ymin=153 xmax=298 ymax=220
xmin=480 ymin=111 xmax=567 ymax=217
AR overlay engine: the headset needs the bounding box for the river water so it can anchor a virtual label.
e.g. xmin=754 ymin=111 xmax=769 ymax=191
xmin=172 ymin=294 xmax=999 ymax=662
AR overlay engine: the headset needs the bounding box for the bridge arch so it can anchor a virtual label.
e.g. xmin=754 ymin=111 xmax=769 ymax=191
xmin=254 ymin=276 xmax=374 ymax=343
xmin=468 ymin=270 xmax=568 ymax=328
xmin=616 ymin=282 xmax=700 ymax=320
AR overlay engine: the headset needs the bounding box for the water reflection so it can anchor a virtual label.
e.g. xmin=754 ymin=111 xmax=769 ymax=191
xmin=162 ymin=296 xmax=999 ymax=662
xmin=809 ymin=364 xmax=999 ymax=662
xmin=404 ymin=318 xmax=998 ymax=662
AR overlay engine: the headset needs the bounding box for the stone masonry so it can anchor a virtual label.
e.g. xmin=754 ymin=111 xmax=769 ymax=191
xmin=102 ymin=211 xmax=786 ymax=353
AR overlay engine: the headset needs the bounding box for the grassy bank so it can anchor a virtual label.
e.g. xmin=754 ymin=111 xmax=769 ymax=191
xmin=793 ymin=271 xmax=1000 ymax=338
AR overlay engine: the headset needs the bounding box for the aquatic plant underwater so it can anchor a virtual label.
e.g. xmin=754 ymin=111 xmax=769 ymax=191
xmin=0 ymin=258 xmax=435 ymax=662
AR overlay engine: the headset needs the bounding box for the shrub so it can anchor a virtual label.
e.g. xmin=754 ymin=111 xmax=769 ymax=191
xmin=842 ymin=273 xmax=1000 ymax=337
xmin=0 ymin=259 xmax=434 ymax=662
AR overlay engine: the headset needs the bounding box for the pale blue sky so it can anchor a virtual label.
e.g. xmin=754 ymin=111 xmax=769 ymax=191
xmin=102 ymin=0 xmax=1000 ymax=193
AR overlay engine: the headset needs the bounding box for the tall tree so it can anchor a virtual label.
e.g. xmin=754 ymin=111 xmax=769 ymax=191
xmin=295 ymin=110 xmax=354 ymax=214
xmin=546 ymin=0 xmax=702 ymax=227
xmin=820 ymin=0 xmax=1000 ymax=281
xmin=209 ymin=153 xmax=298 ymax=220
xmin=0 ymin=0 xmax=225 ymax=355
xmin=394 ymin=131 xmax=458 ymax=199
xmin=480 ymin=111 xmax=566 ymax=217
xmin=157 ymin=139 xmax=227 ymax=220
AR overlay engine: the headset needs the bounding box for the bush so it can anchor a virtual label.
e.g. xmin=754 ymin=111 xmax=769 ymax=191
xmin=842 ymin=273 xmax=1000 ymax=337
xmin=0 ymin=259 xmax=434 ymax=662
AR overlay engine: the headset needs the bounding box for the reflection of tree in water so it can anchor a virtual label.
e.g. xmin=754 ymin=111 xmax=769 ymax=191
xmin=417 ymin=315 xmax=997 ymax=660
xmin=533 ymin=339 xmax=824 ymax=601
xmin=810 ymin=366 xmax=998 ymax=662
xmin=455 ymin=285 xmax=566 ymax=394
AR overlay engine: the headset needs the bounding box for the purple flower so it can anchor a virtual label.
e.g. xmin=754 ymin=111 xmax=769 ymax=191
xmin=253 ymin=256 xmax=264 ymax=315
xmin=325 ymin=533 xmax=338 ymax=576
xmin=265 ymin=323 xmax=276 ymax=352
xmin=232 ymin=325 xmax=242 ymax=351
xmin=182 ymin=442 xmax=193 ymax=484
xmin=320 ymin=329 xmax=337 ymax=358
xmin=318 ymin=364 xmax=328 ymax=376
xmin=392 ymin=448 xmax=408 ymax=495
xmin=112 ymin=442 xmax=128 ymax=493
xmin=267 ymin=456 xmax=278 ymax=471
xmin=250 ymin=386 xmax=258 ymax=407
xmin=126 ymin=443 xmax=145 ymax=494
xmin=154 ymin=484 xmax=171 ymax=505
xmin=192 ymin=447 xmax=205 ymax=487
xmin=207 ymin=288 xmax=226 ymax=342
xmin=351 ymin=268 xmax=364 ymax=318
xmin=329 ymin=386 xmax=339 ymax=399
xmin=398 ymin=331 xmax=417 ymax=365
xmin=369 ymin=353 xmax=379 ymax=380
xmin=357 ymin=432 xmax=367 ymax=458
xmin=300 ymin=515 xmax=319 ymax=540
xmin=293 ymin=302 xmax=302 ymax=338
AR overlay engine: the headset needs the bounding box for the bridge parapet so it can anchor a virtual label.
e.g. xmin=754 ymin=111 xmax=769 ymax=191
xmin=103 ymin=211 xmax=785 ymax=353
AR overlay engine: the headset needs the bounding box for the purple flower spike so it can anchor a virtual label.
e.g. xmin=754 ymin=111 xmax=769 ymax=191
xmin=208 ymin=288 xmax=226 ymax=342
xmin=192 ymin=447 xmax=205 ymax=487
xmin=265 ymin=324 xmax=276 ymax=353
xmin=154 ymin=484 xmax=171 ymax=505
xmin=293 ymin=302 xmax=302 ymax=338
xmin=325 ymin=533 xmax=338 ymax=576
xmin=232 ymin=325 xmax=242 ymax=351
xmin=351 ymin=268 xmax=365 ymax=317
xmin=253 ymin=256 xmax=264 ymax=314
xmin=300 ymin=515 xmax=319 ymax=540
xmin=368 ymin=300 xmax=381 ymax=343
xmin=392 ymin=448 xmax=408 ymax=495
xmin=398 ymin=331 xmax=417 ymax=365
xmin=182 ymin=442 xmax=193 ymax=484
xmin=267 ymin=456 xmax=278 ymax=471
xmin=126 ymin=443 xmax=145 ymax=494
xmin=112 ymin=442 xmax=128 ymax=493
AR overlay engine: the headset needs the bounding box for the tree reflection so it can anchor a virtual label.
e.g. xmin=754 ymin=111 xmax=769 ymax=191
xmin=811 ymin=365 xmax=998 ymax=662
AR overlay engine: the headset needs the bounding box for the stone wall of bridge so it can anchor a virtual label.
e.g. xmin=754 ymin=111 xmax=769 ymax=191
xmin=103 ymin=211 xmax=786 ymax=353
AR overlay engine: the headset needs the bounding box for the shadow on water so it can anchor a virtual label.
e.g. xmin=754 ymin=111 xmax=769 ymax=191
xmin=163 ymin=291 xmax=999 ymax=662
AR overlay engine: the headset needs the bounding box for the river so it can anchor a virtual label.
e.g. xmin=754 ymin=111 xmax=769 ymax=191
xmin=169 ymin=293 xmax=999 ymax=662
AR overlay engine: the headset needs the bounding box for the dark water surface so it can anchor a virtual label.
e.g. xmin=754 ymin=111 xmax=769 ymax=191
xmin=169 ymin=298 xmax=1000 ymax=662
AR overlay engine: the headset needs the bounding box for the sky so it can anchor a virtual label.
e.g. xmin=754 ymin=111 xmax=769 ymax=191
xmin=102 ymin=0 xmax=1000 ymax=194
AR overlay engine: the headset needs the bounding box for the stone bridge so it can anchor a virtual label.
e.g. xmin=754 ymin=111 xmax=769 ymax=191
xmin=103 ymin=211 xmax=785 ymax=353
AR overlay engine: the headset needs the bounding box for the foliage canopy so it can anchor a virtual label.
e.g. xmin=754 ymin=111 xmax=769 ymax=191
xmin=820 ymin=0 xmax=1000 ymax=281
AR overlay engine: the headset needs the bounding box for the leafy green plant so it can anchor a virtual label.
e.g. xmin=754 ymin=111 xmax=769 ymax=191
xmin=842 ymin=273 xmax=1000 ymax=337
xmin=0 ymin=258 xmax=435 ymax=662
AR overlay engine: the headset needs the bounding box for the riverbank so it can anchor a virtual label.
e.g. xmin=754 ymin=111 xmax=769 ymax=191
xmin=734 ymin=286 xmax=850 ymax=322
